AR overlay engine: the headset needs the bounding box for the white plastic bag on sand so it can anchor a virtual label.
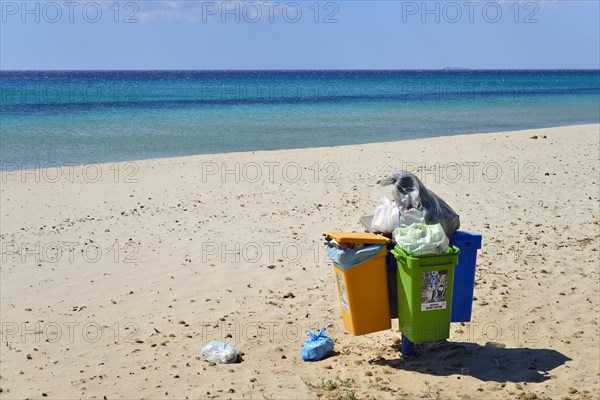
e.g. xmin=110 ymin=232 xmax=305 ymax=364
xmin=201 ymin=341 xmax=238 ymax=364
xmin=371 ymin=197 xmax=400 ymax=234
xmin=393 ymin=223 xmax=449 ymax=256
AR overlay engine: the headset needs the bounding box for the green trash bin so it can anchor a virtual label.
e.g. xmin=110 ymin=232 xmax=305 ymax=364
xmin=391 ymin=245 xmax=460 ymax=343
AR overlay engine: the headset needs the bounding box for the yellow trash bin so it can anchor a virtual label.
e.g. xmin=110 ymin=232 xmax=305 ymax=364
xmin=326 ymin=232 xmax=391 ymax=335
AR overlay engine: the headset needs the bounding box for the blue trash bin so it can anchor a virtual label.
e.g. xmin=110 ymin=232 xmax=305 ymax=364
xmin=449 ymin=231 xmax=482 ymax=323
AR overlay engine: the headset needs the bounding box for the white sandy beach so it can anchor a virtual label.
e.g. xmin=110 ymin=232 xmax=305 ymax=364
xmin=1 ymin=124 xmax=599 ymax=399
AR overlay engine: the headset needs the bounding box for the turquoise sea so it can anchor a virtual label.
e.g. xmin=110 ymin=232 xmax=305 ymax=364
xmin=1 ymin=70 xmax=599 ymax=165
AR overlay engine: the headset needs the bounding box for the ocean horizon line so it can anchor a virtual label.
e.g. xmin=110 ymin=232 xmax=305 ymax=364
xmin=2 ymin=68 xmax=600 ymax=73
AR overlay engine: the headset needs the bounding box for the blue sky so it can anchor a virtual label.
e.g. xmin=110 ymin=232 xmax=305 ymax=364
xmin=1 ymin=0 xmax=599 ymax=69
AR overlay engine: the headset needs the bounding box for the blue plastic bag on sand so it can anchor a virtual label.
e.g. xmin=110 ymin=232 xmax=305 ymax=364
xmin=301 ymin=328 xmax=334 ymax=362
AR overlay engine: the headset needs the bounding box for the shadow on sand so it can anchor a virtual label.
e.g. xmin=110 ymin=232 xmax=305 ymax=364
xmin=370 ymin=341 xmax=571 ymax=383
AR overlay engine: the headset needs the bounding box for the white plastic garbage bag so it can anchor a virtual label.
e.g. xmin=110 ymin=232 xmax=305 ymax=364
xmin=371 ymin=197 xmax=400 ymax=234
xmin=201 ymin=341 xmax=238 ymax=364
xmin=393 ymin=223 xmax=449 ymax=256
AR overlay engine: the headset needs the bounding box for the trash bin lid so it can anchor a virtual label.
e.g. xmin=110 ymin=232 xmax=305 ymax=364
xmin=449 ymin=231 xmax=482 ymax=249
xmin=326 ymin=232 xmax=390 ymax=245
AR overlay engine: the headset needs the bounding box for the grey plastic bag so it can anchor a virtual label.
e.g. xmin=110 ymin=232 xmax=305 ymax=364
xmin=380 ymin=170 xmax=460 ymax=237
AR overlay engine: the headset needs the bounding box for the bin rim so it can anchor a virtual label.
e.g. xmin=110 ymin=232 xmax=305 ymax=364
xmin=326 ymin=232 xmax=390 ymax=245
xmin=391 ymin=244 xmax=460 ymax=260
xmin=449 ymin=231 xmax=482 ymax=249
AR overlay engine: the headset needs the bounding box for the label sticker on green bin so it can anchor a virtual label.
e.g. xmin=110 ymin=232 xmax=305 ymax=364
xmin=336 ymin=272 xmax=350 ymax=312
xmin=421 ymin=270 xmax=448 ymax=311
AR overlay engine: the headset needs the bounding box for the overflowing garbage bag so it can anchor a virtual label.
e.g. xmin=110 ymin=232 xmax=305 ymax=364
xmin=301 ymin=328 xmax=334 ymax=361
xmin=371 ymin=197 xmax=428 ymax=235
xmin=380 ymin=171 xmax=460 ymax=237
xmin=326 ymin=240 xmax=385 ymax=269
xmin=393 ymin=223 xmax=449 ymax=256
xmin=201 ymin=341 xmax=239 ymax=364
xmin=400 ymin=208 xmax=426 ymax=227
